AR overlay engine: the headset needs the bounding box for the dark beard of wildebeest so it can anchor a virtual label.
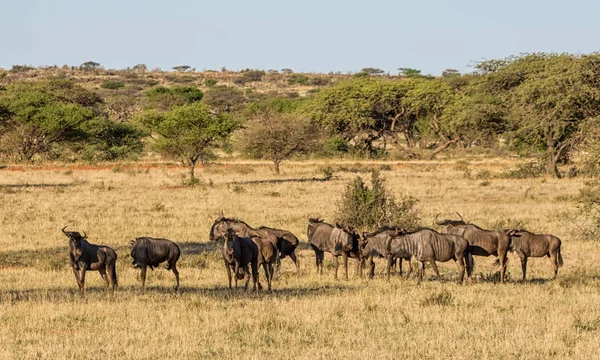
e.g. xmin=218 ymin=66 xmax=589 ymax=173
xmin=130 ymin=237 xmax=181 ymax=290
xmin=436 ymin=213 xmax=510 ymax=283
xmin=209 ymin=215 xmax=297 ymax=277
xmin=505 ymin=229 xmax=563 ymax=281
xmin=223 ymin=228 xmax=263 ymax=291
xmin=306 ymin=218 xmax=359 ymax=280
xmin=62 ymin=226 xmax=118 ymax=296
xmin=385 ymin=228 xmax=470 ymax=285
xmin=359 ymin=227 xmax=413 ymax=279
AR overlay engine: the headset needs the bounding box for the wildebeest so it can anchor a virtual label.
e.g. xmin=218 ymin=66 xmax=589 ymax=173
xmin=209 ymin=215 xmax=298 ymax=276
xmin=386 ymin=228 xmax=470 ymax=284
xmin=130 ymin=237 xmax=181 ymax=290
xmin=359 ymin=227 xmax=412 ymax=279
xmin=62 ymin=226 xmax=118 ymax=296
xmin=258 ymin=225 xmax=300 ymax=274
xmin=436 ymin=214 xmax=510 ymax=283
xmin=307 ymin=218 xmax=357 ymax=280
xmin=505 ymin=229 xmax=563 ymax=280
xmin=224 ymin=228 xmax=262 ymax=291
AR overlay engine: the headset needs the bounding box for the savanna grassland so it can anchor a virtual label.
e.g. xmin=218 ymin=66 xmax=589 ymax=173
xmin=1 ymin=159 xmax=600 ymax=359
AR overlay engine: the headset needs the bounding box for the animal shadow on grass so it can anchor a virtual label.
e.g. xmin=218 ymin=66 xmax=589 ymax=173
xmin=184 ymin=283 xmax=358 ymax=300
xmin=178 ymin=242 xmax=217 ymax=255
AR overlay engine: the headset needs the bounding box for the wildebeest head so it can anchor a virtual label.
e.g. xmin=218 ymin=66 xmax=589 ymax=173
xmin=224 ymin=228 xmax=236 ymax=256
xmin=504 ymin=229 xmax=525 ymax=252
xmin=62 ymin=226 xmax=87 ymax=258
xmin=332 ymin=223 xmax=355 ymax=254
xmin=209 ymin=213 xmax=229 ymax=241
xmin=435 ymin=212 xmax=467 ymax=227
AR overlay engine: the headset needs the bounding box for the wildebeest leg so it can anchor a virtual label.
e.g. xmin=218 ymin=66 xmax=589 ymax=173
xmin=455 ymin=257 xmax=466 ymax=284
xmin=99 ymin=269 xmax=109 ymax=292
xmin=140 ymin=264 xmax=147 ymax=290
xmin=355 ymin=258 xmax=363 ymax=277
xmin=499 ymin=253 xmax=508 ymax=284
xmin=79 ymin=267 xmax=87 ymax=297
xmin=430 ymin=261 xmax=441 ymax=281
xmin=171 ymin=264 xmax=180 ymax=291
xmin=398 ymin=258 xmax=403 ymax=277
xmin=405 ymin=259 xmax=413 ymax=278
xmin=343 ymin=253 xmax=349 ymax=280
xmin=520 ymin=256 xmax=528 ymax=281
xmin=71 ymin=266 xmax=82 ymax=290
xmin=550 ymin=251 xmax=559 ymax=279
xmin=234 ymin=262 xmax=241 ymax=289
xmin=368 ymin=255 xmax=375 ymax=279
xmin=224 ymin=261 xmax=233 ymax=289
xmin=386 ymin=255 xmax=394 ymax=282
xmin=263 ymin=263 xmax=272 ymax=291
xmin=417 ymin=261 xmax=425 ymax=285
xmin=250 ymin=263 xmax=259 ymax=292
xmin=333 ymin=255 xmax=339 ymax=280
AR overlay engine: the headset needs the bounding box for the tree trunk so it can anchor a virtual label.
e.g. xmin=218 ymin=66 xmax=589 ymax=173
xmin=188 ymin=161 xmax=197 ymax=183
xmin=428 ymin=137 xmax=460 ymax=160
xmin=273 ymin=159 xmax=280 ymax=174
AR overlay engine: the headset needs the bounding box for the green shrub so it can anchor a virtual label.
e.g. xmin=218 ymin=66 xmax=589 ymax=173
xmin=204 ymin=79 xmax=218 ymax=87
xmin=501 ymin=161 xmax=545 ymax=179
xmin=101 ymin=80 xmax=125 ymax=90
xmin=334 ymin=170 xmax=420 ymax=230
xmin=287 ymin=75 xmax=309 ymax=85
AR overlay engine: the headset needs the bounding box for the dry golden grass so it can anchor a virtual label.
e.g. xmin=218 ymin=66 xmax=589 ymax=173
xmin=1 ymin=159 xmax=600 ymax=359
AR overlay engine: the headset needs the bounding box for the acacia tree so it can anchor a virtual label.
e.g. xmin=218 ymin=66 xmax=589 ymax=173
xmin=304 ymin=78 xmax=414 ymax=157
xmin=497 ymin=54 xmax=600 ymax=177
xmin=0 ymin=80 xmax=144 ymax=161
xmin=237 ymin=110 xmax=318 ymax=174
xmin=137 ymin=103 xmax=238 ymax=181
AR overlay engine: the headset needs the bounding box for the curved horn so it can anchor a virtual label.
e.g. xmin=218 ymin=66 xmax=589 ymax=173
xmin=456 ymin=212 xmax=463 ymax=221
xmin=434 ymin=213 xmax=445 ymax=225
xmin=82 ymin=230 xmax=87 ymax=238
xmin=62 ymin=226 xmax=69 ymax=235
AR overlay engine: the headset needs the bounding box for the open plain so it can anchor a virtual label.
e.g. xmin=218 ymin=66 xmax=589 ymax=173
xmin=1 ymin=159 xmax=599 ymax=359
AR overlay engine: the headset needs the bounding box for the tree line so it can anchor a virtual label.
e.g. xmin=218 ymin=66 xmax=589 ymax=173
xmin=1 ymin=52 xmax=599 ymax=178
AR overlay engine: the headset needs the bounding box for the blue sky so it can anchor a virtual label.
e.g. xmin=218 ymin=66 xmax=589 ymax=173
xmin=1 ymin=0 xmax=599 ymax=75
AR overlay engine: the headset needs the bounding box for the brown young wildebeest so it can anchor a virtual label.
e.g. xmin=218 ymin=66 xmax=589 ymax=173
xmin=210 ymin=220 xmax=277 ymax=290
xmin=505 ymin=229 xmax=563 ymax=281
xmin=223 ymin=229 xmax=262 ymax=291
xmin=386 ymin=228 xmax=470 ymax=285
xmin=62 ymin=226 xmax=118 ymax=296
xmin=307 ymin=218 xmax=356 ymax=280
xmin=130 ymin=237 xmax=181 ymax=290
xmin=209 ymin=214 xmax=298 ymax=276
xmin=359 ymin=227 xmax=412 ymax=279
xmin=436 ymin=213 xmax=510 ymax=283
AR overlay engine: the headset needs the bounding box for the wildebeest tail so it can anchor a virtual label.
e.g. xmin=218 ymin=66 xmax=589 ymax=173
xmin=466 ymin=252 xmax=475 ymax=273
xmin=557 ymin=246 xmax=563 ymax=267
xmin=112 ymin=263 xmax=118 ymax=288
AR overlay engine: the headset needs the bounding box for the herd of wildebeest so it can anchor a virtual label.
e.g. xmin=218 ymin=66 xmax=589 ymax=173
xmin=61 ymin=211 xmax=563 ymax=295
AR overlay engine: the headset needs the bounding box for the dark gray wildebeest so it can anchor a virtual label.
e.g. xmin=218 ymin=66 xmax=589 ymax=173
xmin=62 ymin=226 xmax=118 ymax=296
xmin=307 ymin=218 xmax=357 ymax=280
xmin=386 ymin=228 xmax=470 ymax=284
xmin=436 ymin=213 xmax=511 ymax=283
xmin=223 ymin=228 xmax=262 ymax=291
xmin=359 ymin=227 xmax=412 ymax=279
xmin=505 ymin=229 xmax=563 ymax=281
xmin=130 ymin=237 xmax=181 ymax=290
xmin=209 ymin=215 xmax=297 ymax=276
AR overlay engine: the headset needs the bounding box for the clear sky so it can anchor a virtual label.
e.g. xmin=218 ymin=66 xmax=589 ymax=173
xmin=1 ymin=0 xmax=599 ymax=75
